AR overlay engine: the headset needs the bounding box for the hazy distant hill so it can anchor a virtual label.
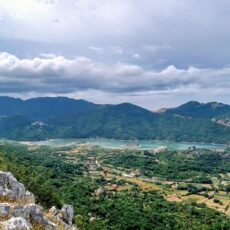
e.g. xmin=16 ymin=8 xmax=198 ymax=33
xmin=0 ymin=96 xmax=101 ymax=120
xmin=164 ymin=101 xmax=230 ymax=119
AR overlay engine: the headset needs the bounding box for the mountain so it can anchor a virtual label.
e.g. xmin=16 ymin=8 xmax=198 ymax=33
xmin=0 ymin=96 xmax=23 ymax=116
xmin=0 ymin=115 xmax=58 ymax=140
xmin=0 ymin=98 xmax=230 ymax=143
xmin=48 ymin=103 xmax=160 ymax=139
xmin=48 ymin=103 xmax=230 ymax=143
xmin=214 ymin=112 xmax=230 ymax=127
xmin=0 ymin=96 xmax=101 ymax=120
xmin=164 ymin=101 xmax=230 ymax=119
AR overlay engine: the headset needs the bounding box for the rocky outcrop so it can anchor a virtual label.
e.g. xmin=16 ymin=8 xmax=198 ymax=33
xmin=0 ymin=171 xmax=26 ymax=201
xmin=0 ymin=171 xmax=75 ymax=230
xmin=1 ymin=217 xmax=31 ymax=230
xmin=12 ymin=204 xmax=57 ymax=230
xmin=49 ymin=205 xmax=76 ymax=229
xmin=57 ymin=205 xmax=74 ymax=225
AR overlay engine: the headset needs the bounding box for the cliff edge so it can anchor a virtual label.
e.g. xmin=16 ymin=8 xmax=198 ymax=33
xmin=0 ymin=171 xmax=77 ymax=230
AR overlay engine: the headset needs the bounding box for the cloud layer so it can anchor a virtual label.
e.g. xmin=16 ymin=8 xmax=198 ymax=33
xmin=1 ymin=0 xmax=230 ymax=68
xmin=1 ymin=1 xmax=230 ymax=108
xmin=1 ymin=52 xmax=230 ymax=99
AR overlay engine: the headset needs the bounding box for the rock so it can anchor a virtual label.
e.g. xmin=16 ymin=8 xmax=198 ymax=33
xmin=12 ymin=204 xmax=57 ymax=230
xmin=0 ymin=203 xmax=11 ymax=217
xmin=49 ymin=206 xmax=59 ymax=216
xmin=24 ymin=192 xmax=35 ymax=204
xmin=1 ymin=217 xmax=31 ymax=230
xmin=57 ymin=205 xmax=74 ymax=225
xmin=12 ymin=205 xmax=30 ymax=220
xmin=27 ymin=204 xmax=56 ymax=230
xmin=25 ymin=204 xmax=57 ymax=230
xmin=49 ymin=205 xmax=75 ymax=229
xmin=0 ymin=171 xmax=76 ymax=230
xmin=0 ymin=171 xmax=26 ymax=201
xmin=0 ymin=188 xmax=13 ymax=201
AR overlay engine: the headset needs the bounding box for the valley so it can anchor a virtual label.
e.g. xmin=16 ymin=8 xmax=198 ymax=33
xmin=2 ymin=1 xmax=230 ymax=229
xmin=0 ymin=97 xmax=230 ymax=229
xmin=0 ymin=142 xmax=230 ymax=229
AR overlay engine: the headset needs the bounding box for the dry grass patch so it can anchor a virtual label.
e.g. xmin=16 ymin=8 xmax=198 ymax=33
xmin=120 ymin=177 xmax=162 ymax=191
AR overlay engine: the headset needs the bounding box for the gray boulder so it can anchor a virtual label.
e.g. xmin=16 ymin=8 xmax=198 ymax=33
xmin=49 ymin=206 xmax=59 ymax=216
xmin=0 ymin=203 xmax=11 ymax=217
xmin=12 ymin=204 xmax=57 ymax=230
xmin=24 ymin=192 xmax=35 ymax=204
xmin=0 ymin=171 xmax=76 ymax=230
xmin=1 ymin=217 xmax=31 ymax=230
xmin=0 ymin=171 xmax=25 ymax=201
xmin=57 ymin=205 xmax=74 ymax=225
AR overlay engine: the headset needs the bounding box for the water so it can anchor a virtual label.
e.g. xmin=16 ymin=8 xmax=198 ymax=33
xmin=18 ymin=138 xmax=226 ymax=150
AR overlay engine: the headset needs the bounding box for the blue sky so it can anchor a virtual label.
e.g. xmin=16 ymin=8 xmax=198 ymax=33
xmin=0 ymin=0 xmax=230 ymax=109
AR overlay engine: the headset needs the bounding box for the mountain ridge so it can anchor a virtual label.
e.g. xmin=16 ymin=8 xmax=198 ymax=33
xmin=0 ymin=96 xmax=102 ymax=120
xmin=0 ymin=97 xmax=229 ymax=143
xmin=163 ymin=101 xmax=230 ymax=119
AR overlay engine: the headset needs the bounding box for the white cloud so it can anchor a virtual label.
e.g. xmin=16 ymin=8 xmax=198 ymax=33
xmin=1 ymin=0 xmax=230 ymax=69
xmin=133 ymin=54 xmax=140 ymax=59
xmin=1 ymin=1 xmax=230 ymax=107
xmin=0 ymin=52 xmax=230 ymax=97
xmin=40 ymin=53 xmax=58 ymax=58
xmin=89 ymin=46 xmax=103 ymax=52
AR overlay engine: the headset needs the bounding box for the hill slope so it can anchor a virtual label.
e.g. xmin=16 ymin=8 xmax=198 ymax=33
xmin=165 ymin=101 xmax=230 ymax=119
xmin=0 ymin=98 xmax=229 ymax=143
xmin=0 ymin=96 xmax=101 ymax=120
xmin=48 ymin=103 xmax=230 ymax=143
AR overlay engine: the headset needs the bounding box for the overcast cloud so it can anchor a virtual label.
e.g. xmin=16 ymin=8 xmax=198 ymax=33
xmin=0 ymin=0 xmax=230 ymax=108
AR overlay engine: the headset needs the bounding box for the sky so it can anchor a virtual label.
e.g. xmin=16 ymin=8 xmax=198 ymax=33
xmin=0 ymin=0 xmax=230 ymax=109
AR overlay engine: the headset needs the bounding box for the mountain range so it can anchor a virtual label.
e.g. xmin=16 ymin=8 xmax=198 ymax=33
xmin=0 ymin=96 xmax=230 ymax=144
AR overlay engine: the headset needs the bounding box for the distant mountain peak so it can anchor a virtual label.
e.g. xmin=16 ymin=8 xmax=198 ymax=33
xmin=0 ymin=96 xmax=102 ymax=120
xmin=165 ymin=101 xmax=230 ymax=119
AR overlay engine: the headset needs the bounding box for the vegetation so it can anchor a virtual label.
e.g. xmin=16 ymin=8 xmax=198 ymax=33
xmin=101 ymin=149 xmax=230 ymax=180
xmin=0 ymin=98 xmax=230 ymax=143
xmin=0 ymin=143 xmax=229 ymax=229
xmin=165 ymin=101 xmax=230 ymax=119
xmin=48 ymin=103 xmax=230 ymax=143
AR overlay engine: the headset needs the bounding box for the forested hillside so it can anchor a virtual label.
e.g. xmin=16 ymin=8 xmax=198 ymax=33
xmin=0 ymin=98 xmax=230 ymax=144
xmin=0 ymin=143 xmax=229 ymax=229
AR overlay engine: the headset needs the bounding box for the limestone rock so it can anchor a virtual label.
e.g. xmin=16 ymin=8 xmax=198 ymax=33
xmin=49 ymin=205 xmax=75 ymax=228
xmin=12 ymin=204 xmax=57 ymax=230
xmin=0 ymin=203 xmax=11 ymax=217
xmin=49 ymin=206 xmax=59 ymax=216
xmin=57 ymin=205 xmax=74 ymax=225
xmin=1 ymin=217 xmax=31 ymax=230
xmin=0 ymin=171 xmax=25 ymax=201
xmin=24 ymin=192 xmax=35 ymax=204
xmin=0 ymin=171 xmax=75 ymax=230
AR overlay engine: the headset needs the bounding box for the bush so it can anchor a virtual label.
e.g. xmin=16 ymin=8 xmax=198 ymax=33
xmin=213 ymin=198 xmax=220 ymax=203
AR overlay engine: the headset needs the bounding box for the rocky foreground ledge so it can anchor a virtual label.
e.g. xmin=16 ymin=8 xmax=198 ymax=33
xmin=0 ymin=171 xmax=77 ymax=230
